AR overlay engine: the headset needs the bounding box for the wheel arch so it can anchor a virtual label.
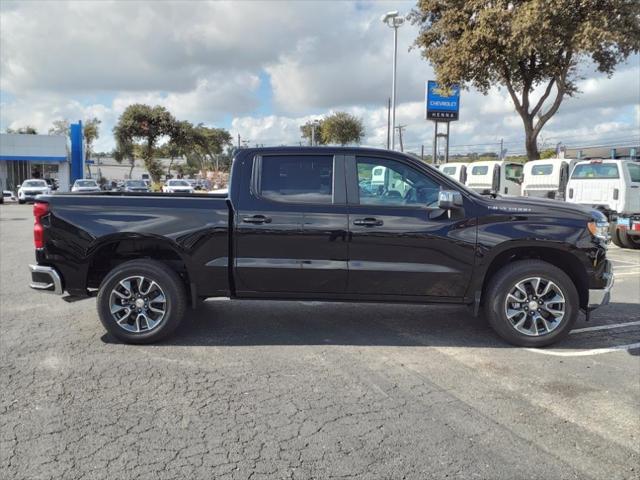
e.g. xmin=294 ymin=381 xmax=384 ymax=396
xmin=477 ymin=243 xmax=589 ymax=309
xmin=86 ymin=235 xmax=194 ymax=302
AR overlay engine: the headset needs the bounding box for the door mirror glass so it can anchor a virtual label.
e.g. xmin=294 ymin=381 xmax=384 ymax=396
xmin=438 ymin=190 xmax=463 ymax=209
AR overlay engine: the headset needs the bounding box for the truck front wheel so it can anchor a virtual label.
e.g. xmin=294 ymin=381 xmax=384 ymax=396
xmin=484 ymin=260 xmax=579 ymax=347
xmin=97 ymin=259 xmax=187 ymax=344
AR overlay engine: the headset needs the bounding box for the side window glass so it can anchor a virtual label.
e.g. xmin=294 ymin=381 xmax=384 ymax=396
xmin=260 ymin=155 xmax=333 ymax=203
xmin=356 ymin=156 xmax=441 ymax=207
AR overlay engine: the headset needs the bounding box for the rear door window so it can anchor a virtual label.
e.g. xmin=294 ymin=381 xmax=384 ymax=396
xmin=471 ymin=165 xmax=488 ymax=175
xmin=627 ymin=163 xmax=640 ymax=182
xmin=531 ymin=164 xmax=553 ymax=175
xmin=259 ymin=155 xmax=333 ymax=204
xmin=571 ymin=163 xmax=620 ymax=179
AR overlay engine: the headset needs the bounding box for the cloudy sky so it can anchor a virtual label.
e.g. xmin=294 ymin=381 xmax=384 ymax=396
xmin=1 ymin=0 xmax=638 ymax=156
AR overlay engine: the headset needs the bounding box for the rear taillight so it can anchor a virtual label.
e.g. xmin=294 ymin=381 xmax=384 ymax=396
xmin=613 ymin=189 xmax=619 ymax=200
xmin=33 ymin=202 xmax=49 ymax=248
xmin=569 ymin=188 xmax=573 ymax=199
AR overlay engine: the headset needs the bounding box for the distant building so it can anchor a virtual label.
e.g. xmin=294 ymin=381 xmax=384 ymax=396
xmin=92 ymin=157 xmax=188 ymax=182
xmin=0 ymin=133 xmax=70 ymax=192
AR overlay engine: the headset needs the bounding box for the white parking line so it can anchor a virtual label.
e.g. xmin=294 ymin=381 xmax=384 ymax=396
xmin=570 ymin=321 xmax=640 ymax=334
xmin=526 ymin=342 xmax=640 ymax=357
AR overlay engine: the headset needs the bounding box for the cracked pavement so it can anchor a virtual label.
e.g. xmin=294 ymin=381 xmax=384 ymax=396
xmin=1 ymin=204 xmax=639 ymax=479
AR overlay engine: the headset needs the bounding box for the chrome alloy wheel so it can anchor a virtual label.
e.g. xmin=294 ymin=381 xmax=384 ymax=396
xmin=504 ymin=277 xmax=566 ymax=336
xmin=109 ymin=276 xmax=166 ymax=333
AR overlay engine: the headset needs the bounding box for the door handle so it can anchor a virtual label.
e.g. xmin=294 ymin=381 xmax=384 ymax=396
xmin=353 ymin=217 xmax=383 ymax=227
xmin=242 ymin=215 xmax=272 ymax=224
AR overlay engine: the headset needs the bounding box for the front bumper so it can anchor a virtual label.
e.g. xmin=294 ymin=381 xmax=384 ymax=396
xmin=587 ymin=260 xmax=614 ymax=309
xmin=29 ymin=264 xmax=63 ymax=295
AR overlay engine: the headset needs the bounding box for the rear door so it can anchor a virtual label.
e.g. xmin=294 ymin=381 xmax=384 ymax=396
xmin=345 ymin=154 xmax=476 ymax=299
xmin=234 ymin=152 xmax=349 ymax=295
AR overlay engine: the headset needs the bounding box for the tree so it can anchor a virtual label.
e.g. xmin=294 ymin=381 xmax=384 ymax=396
xmin=113 ymin=104 xmax=175 ymax=182
xmin=191 ymin=124 xmax=233 ymax=171
xmin=411 ymin=0 xmax=640 ymax=160
xmin=319 ymin=112 xmax=364 ymax=145
xmin=300 ymin=120 xmax=326 ymax=146
xmin=49 ymin=119 xmax=70 ymax=137
xmin=6 ymin=125 xmax=38 ymax=134
xmin=165 ymin=120 xmax=196 ymax=176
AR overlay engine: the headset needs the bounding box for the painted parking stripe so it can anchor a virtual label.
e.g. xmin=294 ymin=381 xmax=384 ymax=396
xmin=526 ymin=342 xmax=640 ymax=357
xmin=570 ymin=320 xmax=640 ymax=334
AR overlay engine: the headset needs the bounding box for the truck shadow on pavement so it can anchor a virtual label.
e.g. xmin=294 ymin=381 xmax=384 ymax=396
xmin=100 ymin=299 xmax=640 ymax=354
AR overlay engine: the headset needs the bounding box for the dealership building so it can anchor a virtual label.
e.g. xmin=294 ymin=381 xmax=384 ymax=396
xmin=0 ymin=122 xmax=86 ymax=192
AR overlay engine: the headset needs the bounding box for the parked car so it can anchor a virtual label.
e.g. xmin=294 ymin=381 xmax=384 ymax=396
xmin=522 ymin=158 xmax=577 ymax=200
xmin=566 ymin=159 xmax=640 ymax=249
xmin=28 ymin=147 xmax=612 ymax=347
xmin=162 ymin=179 xmax=194 ymax=193
xmin=123 ymin=179 xmax=149 ymax=193
xmin=465 ymin=160 xmax=523 ymax=196
xmin=71 ymin=179 xmax=101 ymax=193
xmin=438 ymin=162 xmax=468 ymax=184
xmin=18 ymin=179 xmax=50 ymax=204
xmin=1 ymin=190 xmax=18 ymax=204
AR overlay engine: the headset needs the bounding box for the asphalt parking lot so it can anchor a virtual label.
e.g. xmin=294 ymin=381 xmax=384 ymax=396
xmin=1 ymin=203 xmax=639 ymax=480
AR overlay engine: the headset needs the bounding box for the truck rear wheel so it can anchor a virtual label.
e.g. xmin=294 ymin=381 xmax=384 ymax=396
xmin=611 ymin=227 xmax=625 ymax=248
xmin=96 ymin=259 xmax=187 ymax=344
xmin=618 ymin=229 xmax=640 ymax=249
xmin=484 ymin=260 xmax=579 ymax=347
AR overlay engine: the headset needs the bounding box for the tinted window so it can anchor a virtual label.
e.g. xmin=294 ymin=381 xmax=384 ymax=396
xmin=356 ymin=157 xmax=441 ymax=207
xmin=531 ymin=164 xmax=553 ymax=175
xmin=442 ymin=166 xmax=457 ymax=175
xmin=126 ymin=180 xmax=146 ymax=187
xmin=471 ymin=165 xmax=488 ymax=175
xmin=627 ymin=163 xmax=640 ymax=182
xmin=260 ymin=155 xmax=333 ymax=203
xmin=571 ymin=163 xmax=620 ymax=179
xmin=76 ymin=180 xmax=97 ymax=187
xmin=169 ymin=180 xmax=189 ymax=186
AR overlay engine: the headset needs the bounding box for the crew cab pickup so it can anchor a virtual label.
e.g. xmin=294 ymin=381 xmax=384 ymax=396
xmin=28 ymin=147 xmax=613 ymax=347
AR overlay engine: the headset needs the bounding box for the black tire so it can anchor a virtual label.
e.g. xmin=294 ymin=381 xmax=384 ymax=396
xmin=484 ymin=260 xmax=579 ymax=347
xmin=97 ymin=259 xmax=187 ymax=344
xmin=611 ymin=227 xmax=625 ymax=248
xmin=18 ymin=199 xmax=25 ymax=204
xmin=618 ymin=229 xmax=640 ymax=249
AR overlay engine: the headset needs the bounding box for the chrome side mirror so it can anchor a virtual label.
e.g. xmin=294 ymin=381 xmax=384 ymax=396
xmin=438 ymin=190 xmax=463 ymax=209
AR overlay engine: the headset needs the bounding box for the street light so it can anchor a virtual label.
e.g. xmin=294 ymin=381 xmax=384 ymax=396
xmin=382 ymin=10 xmax=404 ymax=151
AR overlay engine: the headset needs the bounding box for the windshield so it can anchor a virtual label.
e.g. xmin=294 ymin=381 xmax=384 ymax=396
xmin=169 ymin=180 xmax=189 ymax=186
xmin=75 ymin=180 xmax=97 ymax=187
xmin=23 ymin=180 xmax=47 ymax=187
xmin=531 ymin=164 xmax=553 ymax=175
xmin=442 ymin=166 xmax=457 ymax=175
xmin=571 ymin=163 xmax=619 ymax=179
xmin=126 ymin=180 xmax=146 ymax=187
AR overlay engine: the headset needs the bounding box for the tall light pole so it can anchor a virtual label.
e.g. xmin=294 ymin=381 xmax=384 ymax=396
xmin=382 ymin=11 xmax=404 ymax=151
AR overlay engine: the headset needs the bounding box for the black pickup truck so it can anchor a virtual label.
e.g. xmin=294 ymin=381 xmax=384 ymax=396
xmin=29 ymin=147 xmax=613 ymax=347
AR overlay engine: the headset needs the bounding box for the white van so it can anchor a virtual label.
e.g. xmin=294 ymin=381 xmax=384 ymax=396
xmin=465 ymin=160 xmax=523 ymax=196
xmin=438 ymin=163 xmax=468 ymax=184
xmin=566 ymin=159 xmax=640 ymax=249
xmin=522 ymin=158 xmax=577 ymax=200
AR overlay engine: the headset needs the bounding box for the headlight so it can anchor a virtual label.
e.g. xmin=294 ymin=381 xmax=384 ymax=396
xmin=587 ymin=220 xmax=609 ymax=241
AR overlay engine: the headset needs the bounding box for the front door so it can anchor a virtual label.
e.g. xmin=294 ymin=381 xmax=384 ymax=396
xmin=234 ymin=152 xmax=349 ymax=295
xmin=346 ymin=154 xmax=476 ymax=299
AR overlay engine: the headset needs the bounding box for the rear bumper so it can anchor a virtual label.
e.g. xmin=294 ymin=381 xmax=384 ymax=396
xmin=587 ymin=260 xmax=614 ymax=309
xmin=28 ymin=264 xmax=63 ymax=295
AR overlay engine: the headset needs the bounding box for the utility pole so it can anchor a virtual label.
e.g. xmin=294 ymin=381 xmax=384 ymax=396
xmin=386 ymin=97 xmax=391 ymax=150
xmin=237 ymin=133 xmax=241 ymax=149
xmin=421 ymin=144 xmax=424 ymax=161
xmin=395 ymin=125 xmax=406 ymax=152
xmin=500 ymin=138 xmax=504 ymax=160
